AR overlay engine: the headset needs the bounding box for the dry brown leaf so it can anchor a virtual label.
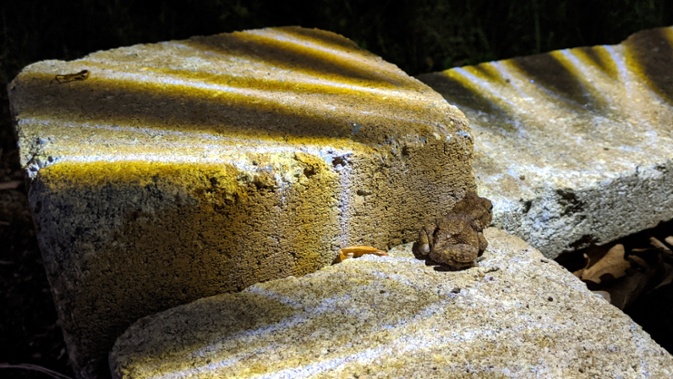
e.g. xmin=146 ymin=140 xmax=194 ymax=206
xmin=607 ymin=268 xmax=651 ymax=310
xmin=607 ymin=253 xmax=663 ymax=309
xmin=653 ymin=262 xmax=673 ymax=290
xmin=335 ymin=246 xmax=387 ymax=263
xmin=580 ymin=244 xmax=630 ymax=284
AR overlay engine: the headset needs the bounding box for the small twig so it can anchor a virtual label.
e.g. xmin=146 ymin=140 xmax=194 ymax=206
xmin=0 ymin=363 xmax=73 ymax=379
xmin=665 ymin=236 xmax=673 ymax=247
xmin=650 ymin=237 xmax=673 ymax=263
xmin=651 ymin=236 xmax=672 ymax=253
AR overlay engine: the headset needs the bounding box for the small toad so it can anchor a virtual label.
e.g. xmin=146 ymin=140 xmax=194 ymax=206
xmin=412 ymin=192 xmax=493 ymax=269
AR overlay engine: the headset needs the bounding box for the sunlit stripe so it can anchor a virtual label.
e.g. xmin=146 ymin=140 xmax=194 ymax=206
xmin=552 ymin=49 xmax=612 ymax=106
xmin=85 ymin=58 xmax=419 ymax=102
xmin=76 ymin=69 xmax=435 ymax=131
xmin=248 ymin=28 xmax=386 ymax=68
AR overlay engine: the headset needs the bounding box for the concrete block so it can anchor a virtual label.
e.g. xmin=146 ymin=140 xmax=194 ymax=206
xmin=7 ymin=27 xmax=473 ymax=378
xmin=110 ymin=228 xmax=673 ymax=378
xmin=418 ymin=26 xmax=673 ymax=257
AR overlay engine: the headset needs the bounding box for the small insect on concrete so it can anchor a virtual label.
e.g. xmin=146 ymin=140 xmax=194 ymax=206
xmin=51 ymin=69 xmax=90 ymax=84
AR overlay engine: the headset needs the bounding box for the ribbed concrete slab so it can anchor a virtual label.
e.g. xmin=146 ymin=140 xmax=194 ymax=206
xmin=111 ymin=228 xmax=673 ymax=379
xmin=7 ymin=27 xmax=473 ymax=378
xmin=418 ymin=26 xmax=673 ymax=257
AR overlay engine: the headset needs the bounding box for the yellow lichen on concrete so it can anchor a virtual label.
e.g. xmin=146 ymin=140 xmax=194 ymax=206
xmin=33 ymin=157 xmax=340 ymax=377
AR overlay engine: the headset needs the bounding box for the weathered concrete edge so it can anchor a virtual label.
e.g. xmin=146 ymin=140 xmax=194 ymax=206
xmin=489 ymin=161 xmax=673 ymax=256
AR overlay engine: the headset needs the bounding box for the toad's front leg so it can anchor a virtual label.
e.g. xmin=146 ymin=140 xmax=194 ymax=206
xmin=413 ymin=224 xmax=437 ymax=256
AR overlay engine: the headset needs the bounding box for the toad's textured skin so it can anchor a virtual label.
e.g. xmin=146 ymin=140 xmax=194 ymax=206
xmin=413 ymin=193 xmax=493 ymax=269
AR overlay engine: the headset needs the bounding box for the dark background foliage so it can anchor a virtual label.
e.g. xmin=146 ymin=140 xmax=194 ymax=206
xmin=1 ymin=1 xmax=672 ymax=377
xmin=3 ymin=0 xmax=673 ymax=82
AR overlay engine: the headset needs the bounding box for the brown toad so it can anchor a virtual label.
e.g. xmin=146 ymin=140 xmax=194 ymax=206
xmin=412 ymin=192 xmax=493 ymax=269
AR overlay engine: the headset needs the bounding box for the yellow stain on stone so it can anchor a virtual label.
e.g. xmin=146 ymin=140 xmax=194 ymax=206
xmin=34 ymin=155 xmax=341 ymax=377
xmin=39 ymin=160 xmax=240 ymax=193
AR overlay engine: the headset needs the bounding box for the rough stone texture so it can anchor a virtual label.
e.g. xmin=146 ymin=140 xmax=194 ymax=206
xmin=7 ymin=27 xmax=474 ymax=378
xmin=418 ymin=26 xmax=673 ymax=258
xmin=110 ymin=228 xmax=673 ymax=379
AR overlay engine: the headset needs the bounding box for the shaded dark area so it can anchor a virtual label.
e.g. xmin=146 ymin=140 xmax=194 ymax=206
xmin=1 ymin=1 xmax=672 ymax=378
xmin=2 ymin=0 xmax=673 ymax=84
xmin=556 ymin=219 xmax=673 ymax=354
xmin=629 ymin=281 xmax=673 ymax=353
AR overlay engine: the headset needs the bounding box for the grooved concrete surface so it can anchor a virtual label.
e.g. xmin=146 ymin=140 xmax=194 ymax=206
xmin=418 ymin=26 xmax=673 ymax=257
xmin=7 ymin=27 xmax=474 ymax=379
xmin=110 ymin=228 xmax=673 ymax=379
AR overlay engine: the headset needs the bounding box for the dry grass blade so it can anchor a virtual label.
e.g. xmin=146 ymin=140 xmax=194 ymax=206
xmin=0 ymin=363 xmax=73 ymax=379
xmin=650 ymin=236 xmax=672 ymax=252
xmin=664 ymin=236 xmax=673 ymax=248
xmin=0 ymin=180 xmax=21 ymax=190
